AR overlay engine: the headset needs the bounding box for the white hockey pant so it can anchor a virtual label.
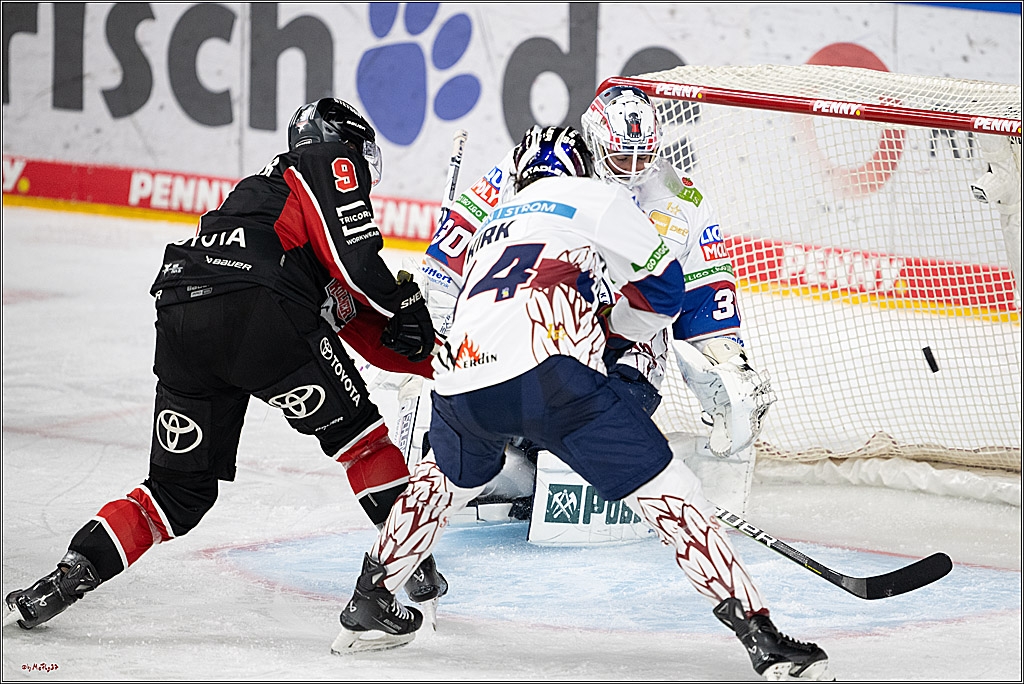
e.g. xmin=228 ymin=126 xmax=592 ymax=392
xmin=625 ymin=458 xmax=767 ymax=615
xmin=369 ymin=449 xmax=485 ymax=594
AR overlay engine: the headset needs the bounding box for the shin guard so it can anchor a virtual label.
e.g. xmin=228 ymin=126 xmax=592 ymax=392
xmin=626 ymin=460 xmax=767 ymax=615
xmin=70 ymin=485 xmax=174 ymax=581
xmin=370 ymin=453 xmax=483 ymax=594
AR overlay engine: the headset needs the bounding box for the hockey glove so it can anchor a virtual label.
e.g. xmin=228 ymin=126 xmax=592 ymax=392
xmin=381 ymin=271 xmax=435 ymax=363
xmin=675 ymin=339 xmax=777 ymax=458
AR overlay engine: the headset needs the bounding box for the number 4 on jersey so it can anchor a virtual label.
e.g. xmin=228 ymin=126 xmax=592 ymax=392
xmin=468 ymin=243 xmax=544 ymax=302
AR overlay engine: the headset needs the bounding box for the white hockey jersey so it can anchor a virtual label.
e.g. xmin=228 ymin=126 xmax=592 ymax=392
xmin=424 ymin=154 xmax=741 ymax=391
xmin=433 ymin=176 xmax=684 ymax=396
xmin=616 ymin=161 xmax=741 ymax=389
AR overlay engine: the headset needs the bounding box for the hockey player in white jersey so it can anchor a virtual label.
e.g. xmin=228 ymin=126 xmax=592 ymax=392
xmin=332 ymin=127 xmax=832 ymax=682
xmin=405 ymin=84 xmax=774 ymax=518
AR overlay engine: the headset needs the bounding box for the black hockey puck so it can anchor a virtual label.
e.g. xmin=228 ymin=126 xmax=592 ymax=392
xmin=922 ymin=346 xmax=939 ymax=372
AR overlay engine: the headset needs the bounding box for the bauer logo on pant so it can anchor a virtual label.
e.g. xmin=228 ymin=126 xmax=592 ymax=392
xmin=155 ymin=410 xmax=203 ymax=453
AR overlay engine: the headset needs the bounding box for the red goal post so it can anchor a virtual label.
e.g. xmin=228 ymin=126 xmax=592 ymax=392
xmin=604 ymin=65 xmax=1021 ymax=496
xmin=598 ymin=75 xmax=1022 ymax=137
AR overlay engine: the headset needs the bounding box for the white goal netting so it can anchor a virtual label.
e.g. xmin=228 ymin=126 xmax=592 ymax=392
xmin=622 ymin=65 xmax=1021 ymax=485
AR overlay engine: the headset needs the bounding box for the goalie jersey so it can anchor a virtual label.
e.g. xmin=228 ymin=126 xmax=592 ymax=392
xmin=433 ymin=176 xmax=684 ymax=396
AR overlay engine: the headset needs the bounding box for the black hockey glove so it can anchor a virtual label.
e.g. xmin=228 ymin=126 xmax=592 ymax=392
xmin=381 ymin=272 xmax=435 ymax=363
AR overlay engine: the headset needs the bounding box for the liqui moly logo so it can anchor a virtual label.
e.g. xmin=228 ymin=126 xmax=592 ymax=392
xmin=972 ymin=117 xmax=1022 ymax=134
xmin=653 ymin=83 xmax=703 ymax=100
xmin=812 ymin=100 xmax=862 ymax=117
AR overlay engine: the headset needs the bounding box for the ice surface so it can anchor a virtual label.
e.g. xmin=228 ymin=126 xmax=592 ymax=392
xmin=2 ymin=207 xmax=1020 ymax=681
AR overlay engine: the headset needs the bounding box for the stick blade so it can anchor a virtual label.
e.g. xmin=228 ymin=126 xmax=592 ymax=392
xmin=859 ymin=552 xmax=953 ymax=599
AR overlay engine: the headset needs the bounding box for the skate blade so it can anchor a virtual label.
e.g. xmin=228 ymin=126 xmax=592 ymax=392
xmin=3 ymin=607 xmax=24 ymax=629
xmin=415 ymin=597 xmax=439 ymax=632
xmin=330 ymin=626 xmax=415 ymax=654
xmin=762 ymin=660 xmax=834 ymax=682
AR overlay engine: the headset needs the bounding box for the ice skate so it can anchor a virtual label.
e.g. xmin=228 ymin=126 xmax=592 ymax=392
xmin=4 ymin=551 xmax=101 ymax=630
xmin=403 ymin=554 xmax=448 ymax=631
xmin=714 ymin=598 xmax=834 ymax=681
xmin=331 ymin=553 xmax=423 ymax=654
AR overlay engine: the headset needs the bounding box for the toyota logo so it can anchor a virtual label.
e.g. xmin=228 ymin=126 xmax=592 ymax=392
xmin=155 ymin=410 xmax=203 ymax=453
xmin=320 ymin=337 xmax=334 ymax=359
xmin=269 ymin=385 xmax=326 ymax=419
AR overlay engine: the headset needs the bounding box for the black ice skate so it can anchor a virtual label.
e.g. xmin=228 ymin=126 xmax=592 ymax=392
xmin=714 ymin=598 xmax=834 ymax=681
xmin=331 ymin=553 xmax=423 ymax=654
xmin=403 ymin=554 xmax=448 ymax=603
xmin=403 ymin=554 xmax=448 ymax=631
xmin=4 ymin=551 xmax=101 ymax=630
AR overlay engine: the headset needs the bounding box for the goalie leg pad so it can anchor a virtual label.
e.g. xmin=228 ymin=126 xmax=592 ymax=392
xmin=626 ymin=459 xmax=767 ymax=615
xmin=672 ymin=436 xmax=755 ymax=517
xmin=393 ymin=375 xmax=427 ymax=466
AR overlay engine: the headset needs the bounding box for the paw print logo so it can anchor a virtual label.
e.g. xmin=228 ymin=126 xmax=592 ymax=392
xmin=357 ymin=3 xmax=481 ymax=145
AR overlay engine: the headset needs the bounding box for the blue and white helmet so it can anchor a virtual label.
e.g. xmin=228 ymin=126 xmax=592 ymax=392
xmin=511 ymin=125 xmax=594 ymax=193
xmin=581 ymin=85 xmax=661 ymax=187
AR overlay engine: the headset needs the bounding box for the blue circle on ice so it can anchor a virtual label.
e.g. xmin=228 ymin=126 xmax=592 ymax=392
xmin=214 ymin=522 xmax=1020 ymax=635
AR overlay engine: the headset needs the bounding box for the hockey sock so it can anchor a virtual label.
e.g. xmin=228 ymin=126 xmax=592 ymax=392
xmin=68 ymin=485 xmax=173 ymax=582
xmin=339 ymin=424 xmax=412 ymax=527
xmin=371 ymin=453 xmax=485 ymax=594
xmin=68 ymin=519 xmax=125 ymax=582
xmin=355 ymin=483 xmax=408 ymax=528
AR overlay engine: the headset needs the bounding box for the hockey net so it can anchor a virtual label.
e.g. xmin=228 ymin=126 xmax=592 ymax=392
xmin=611 ymin=65 xmax=1022 ymax=499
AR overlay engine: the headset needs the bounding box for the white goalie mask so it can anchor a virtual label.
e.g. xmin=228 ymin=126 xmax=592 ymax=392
xmin=581 ymin=85 xmax=661 ymax=187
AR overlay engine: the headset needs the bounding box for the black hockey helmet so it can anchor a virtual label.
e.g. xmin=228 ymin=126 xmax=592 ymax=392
xmin=511 ymin=125 xmax=594 ymax=193
xmin=288 ymin=98 xmax=382 ymax=185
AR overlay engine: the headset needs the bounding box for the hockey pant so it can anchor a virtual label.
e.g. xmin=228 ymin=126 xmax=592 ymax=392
xmin=67 ymin=287 xmax=412 ymax=583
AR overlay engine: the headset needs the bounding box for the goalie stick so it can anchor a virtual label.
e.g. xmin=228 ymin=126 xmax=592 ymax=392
xmin=438 ymin=128 xmax=469 ymax=236
xmin=714 ymin=507 xmax=953 ymax=600
xmin=395 ymin=127 xmax=469 ymax=466
xmin=388 ymin=130 xmax=471 ymax=634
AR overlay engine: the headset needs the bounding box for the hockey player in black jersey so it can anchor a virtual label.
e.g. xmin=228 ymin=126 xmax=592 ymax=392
xmin=4 ymin=98 xmax=446 ymax=632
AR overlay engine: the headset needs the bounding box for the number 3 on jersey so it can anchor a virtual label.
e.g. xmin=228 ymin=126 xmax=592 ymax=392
xmin=713 ymin=288 xmax=736 ymax=320
xmin=468 ymin=244 xmax=544 ymax=302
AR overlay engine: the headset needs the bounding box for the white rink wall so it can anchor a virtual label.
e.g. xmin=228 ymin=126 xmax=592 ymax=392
xmin=2 ymin=2 xmax=1021 ymax=202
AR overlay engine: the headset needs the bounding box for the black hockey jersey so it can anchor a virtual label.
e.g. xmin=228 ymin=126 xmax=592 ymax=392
xmin=151 ymin=142 xmax=403 ymax=317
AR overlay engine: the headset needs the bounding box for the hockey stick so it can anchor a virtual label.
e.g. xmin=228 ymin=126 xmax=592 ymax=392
xmin=438 ymin=129 xmax=469 ymax=233
xmin=395 ymin=128 xmax=470 ymax=465
xmin=714 ymin=507 xmax=953 ymax=600
xmin=396 ymin=130 xmax=471 ymax=632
